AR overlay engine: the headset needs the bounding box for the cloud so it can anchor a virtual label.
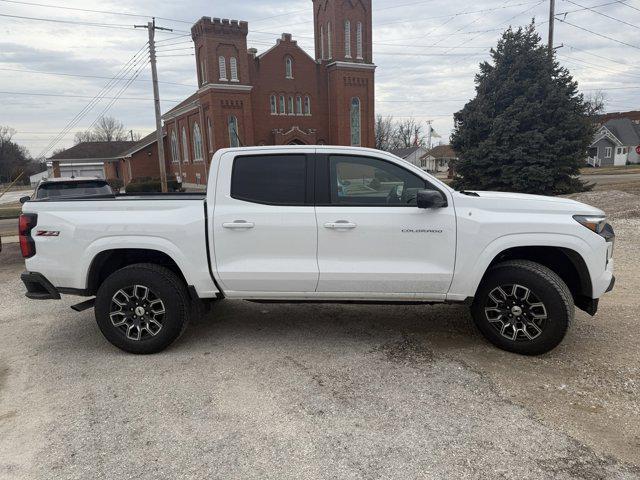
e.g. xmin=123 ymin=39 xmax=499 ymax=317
xmin=1 ymin=0 xmax=639 ymax=156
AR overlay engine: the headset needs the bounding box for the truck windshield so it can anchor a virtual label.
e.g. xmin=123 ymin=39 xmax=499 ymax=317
xmin=36 ymin=181 xmax=113 ymax=199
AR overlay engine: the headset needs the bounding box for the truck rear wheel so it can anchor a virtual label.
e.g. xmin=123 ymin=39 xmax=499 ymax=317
xmin=471 ymin=260 xmax=574 ymax=356
xmin=95 ymin=263 xmax=190 ymax=354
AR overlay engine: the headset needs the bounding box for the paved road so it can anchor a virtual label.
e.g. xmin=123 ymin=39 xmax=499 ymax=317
xmin=1 ymin=204 xmax=639 ymax=479
xmin=0 ymin=189 xmax=31 ymax=205
xmin=0 ymin=218 xmax=17 ymax=236
xmin=581 ymin=173 xmax=640 ymax=185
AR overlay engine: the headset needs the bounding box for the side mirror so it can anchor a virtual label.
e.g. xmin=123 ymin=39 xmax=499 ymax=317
xmin=417 ymin=190 xmax=447 ymax=209
xmin=19 ymin=196 xmax=31 ymax=204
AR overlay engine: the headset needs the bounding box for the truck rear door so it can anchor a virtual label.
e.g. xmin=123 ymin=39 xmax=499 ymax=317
xmin=211 ymin=150 xmax=318 ymax=294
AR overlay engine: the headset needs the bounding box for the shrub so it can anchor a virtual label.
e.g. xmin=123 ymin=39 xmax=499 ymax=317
xmin=106 ymin=178 xmax=124 ymax=193
xmin=125 ymin=176 xmax=183 ymax=193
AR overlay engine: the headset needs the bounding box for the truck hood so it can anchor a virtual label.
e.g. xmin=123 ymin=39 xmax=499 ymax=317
xmin=461 ymin=191 xmax=605 ymax=216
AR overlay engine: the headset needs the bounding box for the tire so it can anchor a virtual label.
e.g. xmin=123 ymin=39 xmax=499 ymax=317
xmin=470 ymin=260 xmax=574 ymax=356
xmin=94 ymin=263 xmax=190 ymax=354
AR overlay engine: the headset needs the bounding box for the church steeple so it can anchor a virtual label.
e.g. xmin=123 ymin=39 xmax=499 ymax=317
xmin=312 ymin=0 xmax=372 ymax=63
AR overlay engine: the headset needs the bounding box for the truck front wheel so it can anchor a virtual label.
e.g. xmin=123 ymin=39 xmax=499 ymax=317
xmin=95 ymin=263 xmax=190 ymax=354
xmin=471 ymin=260 xmax=574 ymax=355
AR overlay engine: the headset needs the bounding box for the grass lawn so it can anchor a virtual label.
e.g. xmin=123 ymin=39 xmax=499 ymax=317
xmin=581 ymin=165 xmax=640 ymax=175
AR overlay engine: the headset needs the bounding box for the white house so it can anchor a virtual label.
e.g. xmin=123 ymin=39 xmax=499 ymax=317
xmin=389 ymin=146 xmax=430 ymax=170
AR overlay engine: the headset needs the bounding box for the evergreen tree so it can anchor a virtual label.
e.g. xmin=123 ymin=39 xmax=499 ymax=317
xmin=450 ymin=23 xmax=594 ymax=195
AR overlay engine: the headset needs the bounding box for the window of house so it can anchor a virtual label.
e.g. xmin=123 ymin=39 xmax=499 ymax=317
xmin=296 ymin=95 xmax=303 ymax=115
xmin=228 ymin=116 xmax=240 ymax=148
xmin=328 ymin=155 xmax=427 ymax=206
xmin=327 ymin=22 xmax=332 ymax=59
xmin=623 ymin=147 xmax=628 ymax=154
xmin=170 ymin=131 xmax=179 ymax=163
xmin=617 ymin=147 xmax=622 ymax=154
xmin=285 ymin=57 xmax=293 ymax=79
xmin=320 ymin=25 xmax=325 ymax=60
xmin=344 ymin=20 xmax=351 ymax=58
xmin=230 ymin=57 xmax=239 ymax=82
xmin=356 ymin=22 xmax=363 ymax=59
xmin=605 ymin=147 xmax=612 ymax=158
xmin=270 ymin=95 xmax=277 ymax=115
xmin=304 ymin=95 xmax=311 ymax=115
xmin=196 ymin=173 xmax=202 ymax=185
xmin=218 ymin=56 xmax=227 ymax=81
xmin=207 ymin=117 xmax=214 ymax=153
xmin=181 ymin=127 xmax=190 ymax=163
xmin=288 ymin=96 xmax=295 ymax=115
xmin=231 ymin=155 xmax=307 ymax=205
xmin=350 ymin=97 xmax=361 ymax=146
xmin=193 ymin=122 xmax=203 ymax=161
xmin=279 ymin=95 xmax=286 ymax=114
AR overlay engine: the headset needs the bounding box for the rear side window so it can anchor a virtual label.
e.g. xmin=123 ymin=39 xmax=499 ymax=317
xmin=36 ymin=181 xmax=113 ymax=199
xmin=231 ymin=155 xmax=307 ymax=205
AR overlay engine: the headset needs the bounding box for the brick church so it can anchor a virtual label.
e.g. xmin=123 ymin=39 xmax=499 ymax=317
xmin=162 ymin=0 xmax=375 ymax=186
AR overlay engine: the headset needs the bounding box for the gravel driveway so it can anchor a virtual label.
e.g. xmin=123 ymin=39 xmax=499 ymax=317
xmin=0 ymin=190 xmax=639 ymax=479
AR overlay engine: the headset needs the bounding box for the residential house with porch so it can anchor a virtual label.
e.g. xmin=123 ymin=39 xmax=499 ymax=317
xmin=587 ymin=118 xmax=640 ymax=167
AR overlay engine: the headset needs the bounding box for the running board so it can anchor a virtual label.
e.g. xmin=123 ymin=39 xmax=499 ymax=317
xmin=70 ymin=298 xmax=96 ymax=312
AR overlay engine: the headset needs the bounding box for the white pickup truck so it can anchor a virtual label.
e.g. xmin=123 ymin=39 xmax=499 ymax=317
xmin=19 ymin=146 xmax=615 ymax=355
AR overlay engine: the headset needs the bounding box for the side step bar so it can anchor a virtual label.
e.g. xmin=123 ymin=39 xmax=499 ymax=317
xmin=71 ymin=298 xmax=96 ymax=312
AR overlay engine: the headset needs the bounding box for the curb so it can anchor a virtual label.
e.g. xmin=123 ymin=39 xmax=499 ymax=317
xmin=1 ymin=235 xmax=18 ymax=244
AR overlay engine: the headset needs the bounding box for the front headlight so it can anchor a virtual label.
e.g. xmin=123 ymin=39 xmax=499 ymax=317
xmin=573 ymin=215 xmax=607 ymax=234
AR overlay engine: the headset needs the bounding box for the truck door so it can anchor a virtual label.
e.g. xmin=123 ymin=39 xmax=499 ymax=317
xmin=314 ymin=153 xmax=456 ymax=296
xmin=211 ymin=150 xmax=318 ymax=294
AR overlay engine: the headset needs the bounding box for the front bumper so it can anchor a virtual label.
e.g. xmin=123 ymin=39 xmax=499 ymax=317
xmin=21 ymin=271 xmax=61 ymax=300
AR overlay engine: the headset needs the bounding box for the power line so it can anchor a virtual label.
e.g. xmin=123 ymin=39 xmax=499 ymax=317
xmin=0 ymin=12 xmax=133 ymax=29
xmin=0 ymin=90 xmax=182 ymax=101
xmin=557 ymin=17 xmax=640 ymax=50
xmin=561 ymin=0 xmax=640 ymax=31
xmin=37 ymin=44 xmax=149 ymax=158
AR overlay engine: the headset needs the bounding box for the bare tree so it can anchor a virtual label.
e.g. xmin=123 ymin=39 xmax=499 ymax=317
xmin=394 ymin=118 xmax=427 ymax=149
xmin=585 ymin=90 xmax=607 ymax=118
xmin=74 ymin=116 xmax=140 ymax=143
xmin=375 ymin=115 xmax=395 ymax=151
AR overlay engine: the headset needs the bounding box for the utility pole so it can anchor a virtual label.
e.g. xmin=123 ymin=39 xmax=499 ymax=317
xmin=135 ymin=18 xmax=172 ymax=193
xmin=548 ymin=0 xmax=555 ymax=55
xmin=129 ymin=130 xmax=134 ymax=141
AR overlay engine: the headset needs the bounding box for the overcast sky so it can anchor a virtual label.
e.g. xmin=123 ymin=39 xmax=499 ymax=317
xmin=1 ymin=0 xmax=639 ymax=157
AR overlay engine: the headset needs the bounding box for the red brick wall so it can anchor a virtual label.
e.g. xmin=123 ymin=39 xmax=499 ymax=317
xmin=165 ymin=0 xmax=375 ymax=185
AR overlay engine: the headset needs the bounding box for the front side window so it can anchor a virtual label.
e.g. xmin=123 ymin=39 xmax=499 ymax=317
xmin=285 ymin=57 xmax=293 ymax=78
xmin=170 ymin=131 xmax=179 ymax=162
xmin=181 ymin=127 xmax=189 ymax=163
xmin=228 ymin=116 xmax=240 ymax=148
xmin=193 ymin=122 xmax=203 ymax=161
xmin=320 ymin=25 xmax=325 ymax=60
xmin=279 ymin=95 xmax=286 ymax=114
xmin=218 ymin=56 xmax=227 ymax=81
xmin=231 ymin=155 xmax=307 ymax=205
xmin=356 ymin=22 xmax=363 ymax=59
xmin=605 ymin=147 xmax=612 ymax=158
xmin=270 ymin=94 xmax=277 ymax=114
xmin=327 ymin=22 xmax=332 ymax=59
xmin=230 ymin=57 xmax=239 ymax=81
xmin=329 ymin=155 xmax=427 ymax=206
xmin=350 ymin=97 xmax=361 ymax=146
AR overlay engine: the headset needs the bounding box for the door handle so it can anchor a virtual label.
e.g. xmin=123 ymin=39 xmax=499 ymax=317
xmin=223 ymin=220 xmax=255 ymax=229
xmin=324 ymin=221 xmax=357 ymax=230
